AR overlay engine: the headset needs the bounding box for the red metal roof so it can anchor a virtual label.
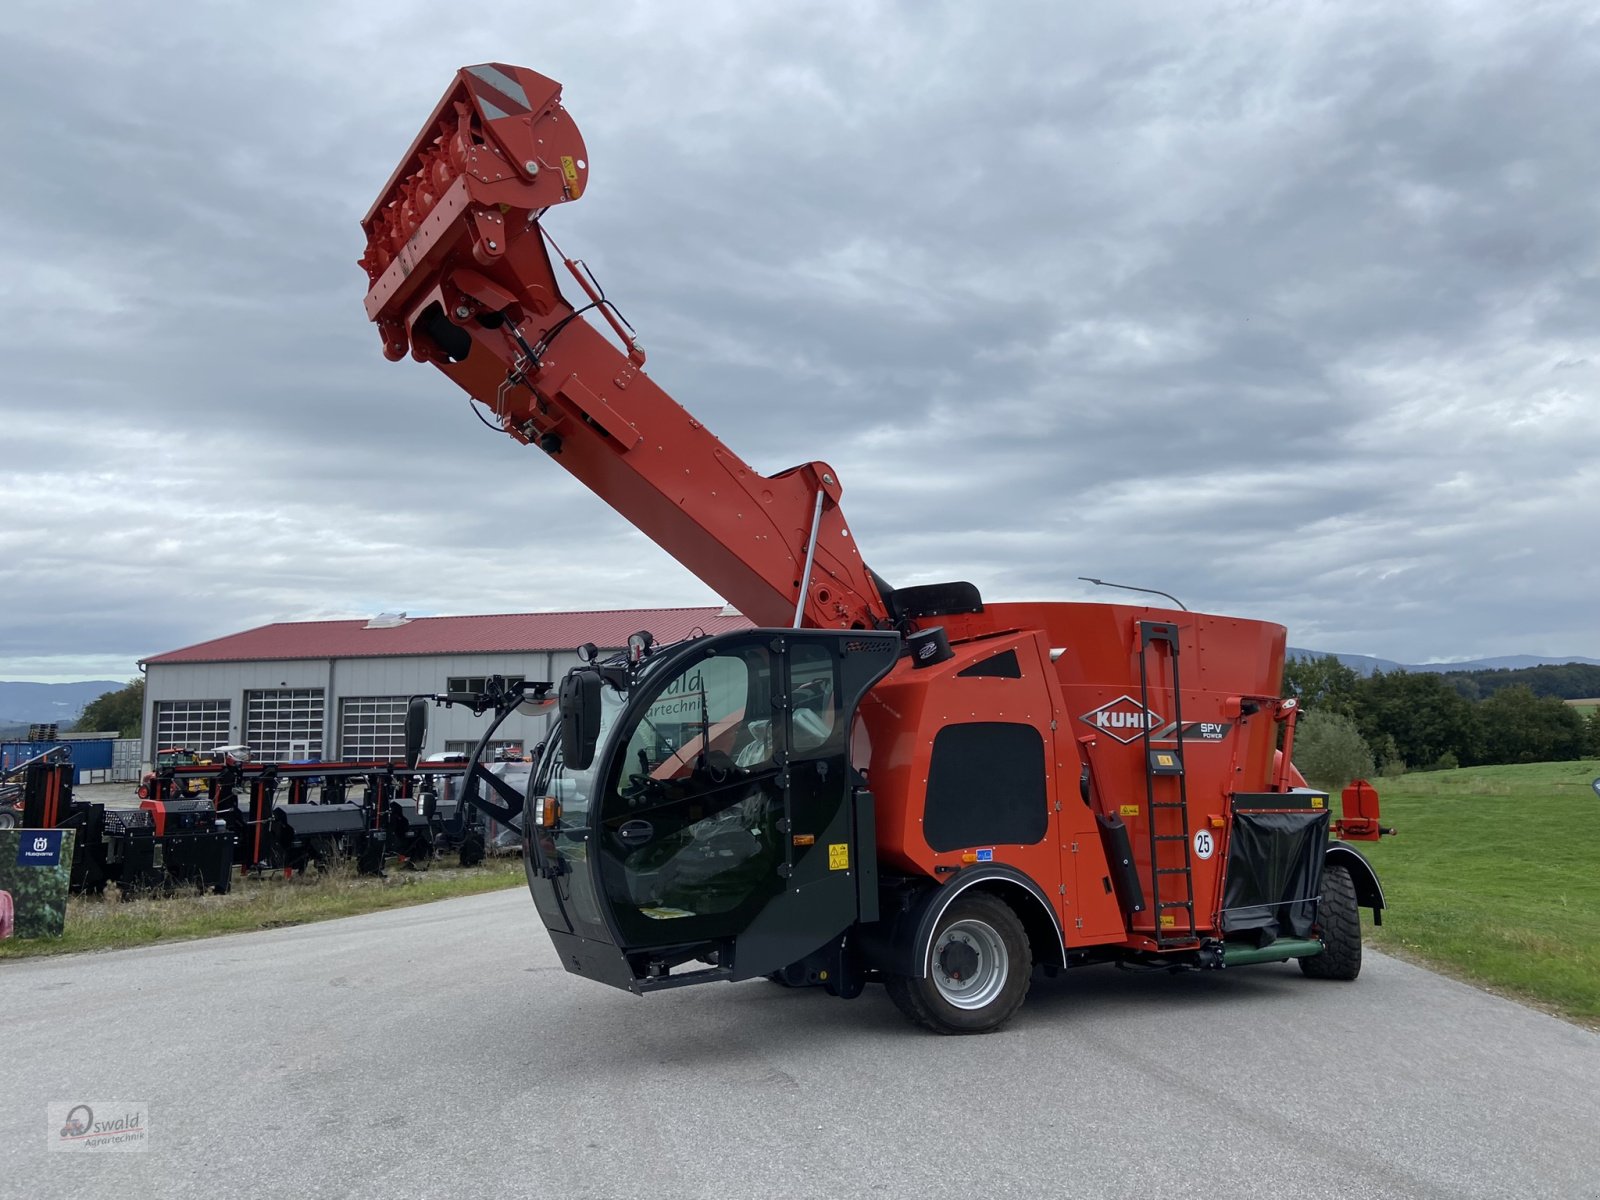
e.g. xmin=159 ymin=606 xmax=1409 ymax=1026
xmin=142 ymin=607 xmax=753 ymax=665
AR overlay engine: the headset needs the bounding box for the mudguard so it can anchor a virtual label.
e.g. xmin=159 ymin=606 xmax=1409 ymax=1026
xmin=1326 ymin=841 xmax=1386 ymax=925
xmin=858 ymin=865 xmax=1065 ymax=977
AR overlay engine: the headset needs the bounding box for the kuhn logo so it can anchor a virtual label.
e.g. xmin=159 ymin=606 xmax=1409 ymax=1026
xmin=1080 ymin=695 xmax=1162 ymax=744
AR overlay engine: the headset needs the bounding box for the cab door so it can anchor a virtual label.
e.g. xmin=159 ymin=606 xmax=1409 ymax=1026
xmin=592 ymin=630 xmax=898 ymax=983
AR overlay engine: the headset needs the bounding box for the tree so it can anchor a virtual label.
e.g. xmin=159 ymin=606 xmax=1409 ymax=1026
xmin=1354 ymin=670 xmax=1484 ymax=769
xmin=1292 ymin=710 xmax=1375 ymax=791
xmin=1368 ymin=731 xmax=1404 ymax=775
xmin=1478 ymin=686 xmax=1587 ymax=764
xmin=1282 ymin=655 xmax=1362 ymax=718
xmin=76 ymin=679 xmax=144 ymax=738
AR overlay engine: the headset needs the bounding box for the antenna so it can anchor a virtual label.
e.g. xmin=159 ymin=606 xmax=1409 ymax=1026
xmin=1078 ymin=577 xmax=1188 ymax=612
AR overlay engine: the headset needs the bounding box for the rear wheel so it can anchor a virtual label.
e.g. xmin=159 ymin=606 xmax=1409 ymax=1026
xmin=886 ymin=892 xmax=1031 ymax=1034
xmin=1301 ymin=863 xmax=1361 ymax=980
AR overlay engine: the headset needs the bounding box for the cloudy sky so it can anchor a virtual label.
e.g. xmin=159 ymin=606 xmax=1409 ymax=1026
xmin=2 ymin=1 xmax=1597 ymax=682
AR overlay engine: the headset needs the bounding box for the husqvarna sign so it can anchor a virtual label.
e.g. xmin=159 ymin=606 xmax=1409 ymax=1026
xmin=0 ymin=829 xmax=74 ymax=939
xmin=16 ymin=829 xmax=63 ymax=867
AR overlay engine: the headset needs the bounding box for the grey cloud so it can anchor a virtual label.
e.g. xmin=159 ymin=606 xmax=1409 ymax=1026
xmin=2 ymin=0 xmax=1597 ymax=680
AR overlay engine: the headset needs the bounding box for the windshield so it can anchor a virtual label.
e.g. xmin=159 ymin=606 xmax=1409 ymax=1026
xmin=528 ymin=679 xmax=630 ymax=939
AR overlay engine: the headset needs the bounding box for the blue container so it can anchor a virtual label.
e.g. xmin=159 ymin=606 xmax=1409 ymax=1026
xmin=1 ymin=739 xmax=114 ymax=785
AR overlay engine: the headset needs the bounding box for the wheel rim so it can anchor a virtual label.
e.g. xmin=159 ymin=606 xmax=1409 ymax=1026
xmin=931 ymin=918 xmax=1008 ymax=1010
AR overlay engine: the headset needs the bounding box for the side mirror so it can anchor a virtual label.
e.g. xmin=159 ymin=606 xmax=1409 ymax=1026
xmin=559 ymin=670 xmax=603 ymax=771
xmin=518 ymin=682 xmax=558 ymax=718
xmin=404 ymin=696 xmax=429 ymax=768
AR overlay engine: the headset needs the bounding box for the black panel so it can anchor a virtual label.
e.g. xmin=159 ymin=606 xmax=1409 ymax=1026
xmin=957 ymin=649 xmax=1021 ymax=678
xmin=546 ymin=928 xmax=640 ymax=993
xmin=1221 ymin=810 xmax=1329 ymax=944
xmin=731 ymin=755 xmax=852 ymax=980
xmin=923 ymin=723 xmax=1048 ymax=852
xmin=1095 ymin=812 xmax=1144 ymax=915
xmin=894 ymin=581 xmax=984 ymax=619
xmin=1232 ymin=791 xmax=1330 ymax=811
xmin=273 ymin=803 xmax=367 ymax=838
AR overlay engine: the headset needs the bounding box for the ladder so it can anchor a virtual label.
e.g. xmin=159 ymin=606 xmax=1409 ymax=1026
xmin=1138 ymin=621 xmax=1197 ymax=947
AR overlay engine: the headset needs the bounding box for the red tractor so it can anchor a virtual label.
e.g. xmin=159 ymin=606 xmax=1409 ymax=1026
xmin=138 ymin=747 xmax=209 ymax=799
xmin=364 ymin=64 xmax=1393 ymax=1033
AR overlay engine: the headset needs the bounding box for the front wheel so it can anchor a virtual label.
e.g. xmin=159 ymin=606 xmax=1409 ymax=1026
xmin=1301 ymin=863 xmax=1362 ymax=980
xmin=885 ymin=892 xmax=1031 ymax=1034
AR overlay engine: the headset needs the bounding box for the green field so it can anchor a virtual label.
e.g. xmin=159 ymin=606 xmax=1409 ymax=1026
xmin=0 ymin=856 xmax=525 ymax=960
xmin=1353 ymin=759 xmax=1600 ymax=1027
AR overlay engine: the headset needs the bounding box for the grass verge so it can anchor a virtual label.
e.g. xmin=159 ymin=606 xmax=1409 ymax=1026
xmin=1349 ymin=759 xmax=1600 ymax=1028
xmin=0 ymin=855 xmax=525 ymax=960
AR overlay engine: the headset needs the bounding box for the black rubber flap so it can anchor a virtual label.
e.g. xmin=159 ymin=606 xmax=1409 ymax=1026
xmin=1221 ymin=810 xmax=1329 ymax=945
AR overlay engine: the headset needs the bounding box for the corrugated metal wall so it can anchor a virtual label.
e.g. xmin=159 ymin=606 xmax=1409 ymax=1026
xmin=112 ymin=739 xmax=141 ymax=782
xmin=1 ymin=739 xmax=112 ymax=785
xmin=142 ymin=649 xmax=606 ymax=766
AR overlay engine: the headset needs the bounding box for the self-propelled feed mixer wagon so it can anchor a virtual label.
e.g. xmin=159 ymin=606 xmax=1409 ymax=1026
xmin=358 ymin=63 xmax=1393 ymax=1033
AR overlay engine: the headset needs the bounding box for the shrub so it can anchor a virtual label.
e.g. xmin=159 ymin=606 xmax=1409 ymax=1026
xmin=1293 ymin=709 xmax=1376 ymax=791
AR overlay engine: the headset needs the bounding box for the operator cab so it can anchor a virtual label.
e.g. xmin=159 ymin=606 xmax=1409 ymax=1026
xmin=523 ymin=628 xmax=898 ymax=992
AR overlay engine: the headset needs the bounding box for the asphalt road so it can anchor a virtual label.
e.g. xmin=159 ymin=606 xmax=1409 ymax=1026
xmin=3 ymin=889 xmax=1596 ymax=1199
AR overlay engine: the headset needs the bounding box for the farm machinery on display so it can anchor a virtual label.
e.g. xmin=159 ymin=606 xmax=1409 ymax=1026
xmin=12 ymin=752 xmax=500 ymax=898
xmin=361 ymin=64 xmax=1395 ymax=1033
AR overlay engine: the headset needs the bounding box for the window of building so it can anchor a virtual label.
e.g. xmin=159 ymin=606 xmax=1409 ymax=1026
xmin=245 ymin=688 xmax=325 ymax=763
xmin=153 ymin=700 xmax=231 ymax=754
xmin=339 ymin=696 xmax=408 ymax=762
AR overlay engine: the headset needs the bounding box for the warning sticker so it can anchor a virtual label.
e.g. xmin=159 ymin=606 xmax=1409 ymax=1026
xmin=792 ymin=834 xmax=816 ymax=846
xmin=1120 ymin=804 xmax=1140 ymax=818
xmin=560 ymin=155 xmax=582 ymax=193
xmin=828 ymin=843 xmax=849 ymax=871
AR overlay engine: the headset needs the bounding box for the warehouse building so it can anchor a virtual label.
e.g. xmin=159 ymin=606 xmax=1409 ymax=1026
xmin=138 ymin=607 xmax=750 ymax=766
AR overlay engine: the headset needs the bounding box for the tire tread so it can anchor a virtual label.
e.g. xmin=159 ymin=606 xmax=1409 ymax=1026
xmin=1301 ymin=863 xmax=1362 ymax=980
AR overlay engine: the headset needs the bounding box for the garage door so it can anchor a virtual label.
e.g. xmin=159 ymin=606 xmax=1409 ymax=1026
xmin=339 ymin=696 xmax=407 ymax=762
xmin=245 ymin=689 xmax=325 ymax=763
xmin=153 ymin=700 xmax=231 ymax=755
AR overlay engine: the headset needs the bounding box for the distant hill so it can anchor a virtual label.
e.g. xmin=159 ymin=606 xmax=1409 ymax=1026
xmin=0 ymin=680 xmax=124 ymax=728
xmin=1288 ymin=649 xmax=1600 ymax=677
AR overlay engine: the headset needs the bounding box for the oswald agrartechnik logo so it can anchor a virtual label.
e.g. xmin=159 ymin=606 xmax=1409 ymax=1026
xmin=48 ymin=1101 xmax=149 ymax=1152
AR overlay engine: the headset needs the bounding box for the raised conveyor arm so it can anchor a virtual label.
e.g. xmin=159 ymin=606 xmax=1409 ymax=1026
xmin=360 ymin=64 xmax=890 ymax=631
